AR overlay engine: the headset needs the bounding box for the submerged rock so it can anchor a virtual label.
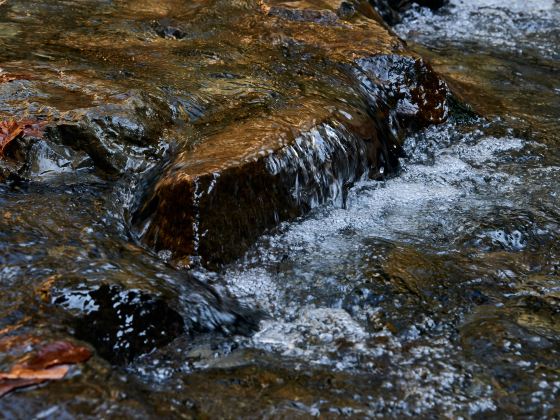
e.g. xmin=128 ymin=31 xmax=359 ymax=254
xmin=53 ymin=282 xmax=261 ymax=365
xmin=56 ymin=284 xmax=185 ymax=365
xmin=369 ymin=0 xmax=448 ymax=25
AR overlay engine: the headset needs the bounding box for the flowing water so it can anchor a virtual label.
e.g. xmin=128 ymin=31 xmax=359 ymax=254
xmin=1 ymin=0 xmax=560 ymax=418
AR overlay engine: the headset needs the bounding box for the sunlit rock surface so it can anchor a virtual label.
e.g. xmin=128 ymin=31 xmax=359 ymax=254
xmin=0 ymin=0 xmax=449 ymax=267
xmin=128 ymin=0 xmax=450 ymax=267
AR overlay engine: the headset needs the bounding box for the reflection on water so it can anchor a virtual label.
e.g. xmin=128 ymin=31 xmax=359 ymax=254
xmin=0 ymin=0 xmax=559 ymax=418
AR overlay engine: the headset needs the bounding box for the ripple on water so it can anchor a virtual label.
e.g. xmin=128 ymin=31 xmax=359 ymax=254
xmin=394 ymin=0 xmax=560 ymax=60
xmin=222 ymin=118 xmax=560 ymax=416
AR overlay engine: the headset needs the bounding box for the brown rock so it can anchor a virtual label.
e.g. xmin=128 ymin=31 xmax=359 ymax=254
xmin=0 ymin=0 xmax=449 ymax=267
xmin=132 ymin=0 xmax=449 ymax=268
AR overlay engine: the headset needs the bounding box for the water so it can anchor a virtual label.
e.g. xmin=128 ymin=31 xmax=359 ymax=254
xmin=215 ymin=1 xmax=560 ymax=416
xmin=1 ymin=0 xmax=560 ymax=418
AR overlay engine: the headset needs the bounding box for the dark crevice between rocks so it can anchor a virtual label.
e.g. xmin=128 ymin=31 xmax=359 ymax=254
xmin=369 ymin=0 xmax=448 ymax=26
xmin=54 ymin=283 xmax=262 ymax=365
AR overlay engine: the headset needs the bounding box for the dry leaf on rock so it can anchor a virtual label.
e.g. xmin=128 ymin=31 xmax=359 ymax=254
xmin=0 ymin=365 xmax=69 ymax=381
xmin=0 ymin=378 xmax=43 ymax=398
xmin=24 ymin=340 xmax=92 ymax=369
xmin=0 ymin=120 xmax=23 ymax=157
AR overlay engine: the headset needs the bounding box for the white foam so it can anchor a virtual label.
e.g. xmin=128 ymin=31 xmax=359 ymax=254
xmin=394 ymin=0 xmax=560 ymax=59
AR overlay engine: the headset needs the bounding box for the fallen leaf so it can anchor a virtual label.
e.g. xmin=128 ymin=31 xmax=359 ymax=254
xmin=0 ymin=119 xmax=47 ymax=158
xmin=0 ymin=340 xmax=92 ymax=398
xmin=0 ymin=378 xmax=45 ymax=398
xmin=25 ymin=340 xmax=92 ymax=369
xmin=0 ymin=120 xmax=23 ymax=157
xmin=0 ymin=365 xmax=69 ymax=380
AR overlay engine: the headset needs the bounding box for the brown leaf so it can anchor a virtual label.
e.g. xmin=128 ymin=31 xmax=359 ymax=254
xmin=0 ymin=120 xmax=23 ymax=157
xmin=0 ymin=340 xmax=92 ymax=398
xmin=0 ymin=365 xmax=69 ymax=380
xmin=0 ymin=119 xmax=47 ymax=158
xmin=25 ymin=340 xmax=92 ymax=369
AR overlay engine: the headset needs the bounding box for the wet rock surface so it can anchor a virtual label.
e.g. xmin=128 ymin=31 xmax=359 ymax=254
xmin=128 ymin=0 xmax=449 ymax=267
xmin=1 ymin=0 xmax=559 ymax=418
xmin=0 ymin=0 xmax=450 ymax=268
xmin=54 ymin=284 xmax=186 ymax=365
xmin=46 ymin=274 xmax=262 ymax=365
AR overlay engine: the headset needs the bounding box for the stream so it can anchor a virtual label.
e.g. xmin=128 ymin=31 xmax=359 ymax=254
xmin=1 ymin=0 xmax=560 ymax=418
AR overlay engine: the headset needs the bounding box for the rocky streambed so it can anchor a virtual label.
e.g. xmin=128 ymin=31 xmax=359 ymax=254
xmin=1 ymin=0 xmax=559 ymax=418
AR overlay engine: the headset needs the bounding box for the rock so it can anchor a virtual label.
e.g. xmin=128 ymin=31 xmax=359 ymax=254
xmin=52 ymin=280 xmax=261 ymax=365
xmin=53 ymin=91 xmax=172 ymax=174
xmin=0 ymin=73 xmax=171 ymax=179
xmin=53 ymin=284 xmax=185 ymax=364
xmin=1 ymin=0 xmax=450 ymax=268
xmin=131 ymin=0 xmax=449 ymax=268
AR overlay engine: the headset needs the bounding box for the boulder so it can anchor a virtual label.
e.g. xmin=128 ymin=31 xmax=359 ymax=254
xmin=0 ymin=0 xmax=449 ymax=268
xmin=131 ymin=0 xmax=449 ymax=268
xmin=52 ymin=281 xmax=261 ymax=365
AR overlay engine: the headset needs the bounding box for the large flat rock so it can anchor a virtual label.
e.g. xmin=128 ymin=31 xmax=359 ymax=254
xmin=0 ymin=0 xmax=449 ymax=267
xmin=131 ymin=0 xmax=449 ymax=267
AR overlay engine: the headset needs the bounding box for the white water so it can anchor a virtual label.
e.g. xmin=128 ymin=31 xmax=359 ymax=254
xmin=212 ymin=2 xmax=560 ymax=415
xmin=394 ymin=0 xmax=560 ymax=59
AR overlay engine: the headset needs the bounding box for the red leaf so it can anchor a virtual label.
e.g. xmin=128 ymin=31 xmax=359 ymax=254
xmin=25 ymin=340 xmax=92 ymax=369
xmin=0 ymin=120 xmax=23 ymax=157
xmin=0 ymin=365 xmax=69 ymax=381
xmin=0 ymin=378 xmax=47 ymax=398
xmin=0 ymin=119 xmax=47 ymax=158
xmin=0 ymin=340 xmax=92 ymax=398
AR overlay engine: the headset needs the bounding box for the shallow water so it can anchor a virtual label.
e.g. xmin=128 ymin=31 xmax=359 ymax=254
xmin=1 ymin=0 xmax=560 ymax=418
xmin=215 ymin=1 xmax=560 ymax=416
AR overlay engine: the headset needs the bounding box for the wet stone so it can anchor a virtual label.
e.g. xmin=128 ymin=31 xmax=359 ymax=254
xmin=53 ymin=91 xmax=172 ymax=175
xmin=54 ymin=284 xmax=185 ymax=365
xmin=1 ymin=0 xmax=451 ymax=267
xmin=129 ymin=0 xmax=450 ymax=268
